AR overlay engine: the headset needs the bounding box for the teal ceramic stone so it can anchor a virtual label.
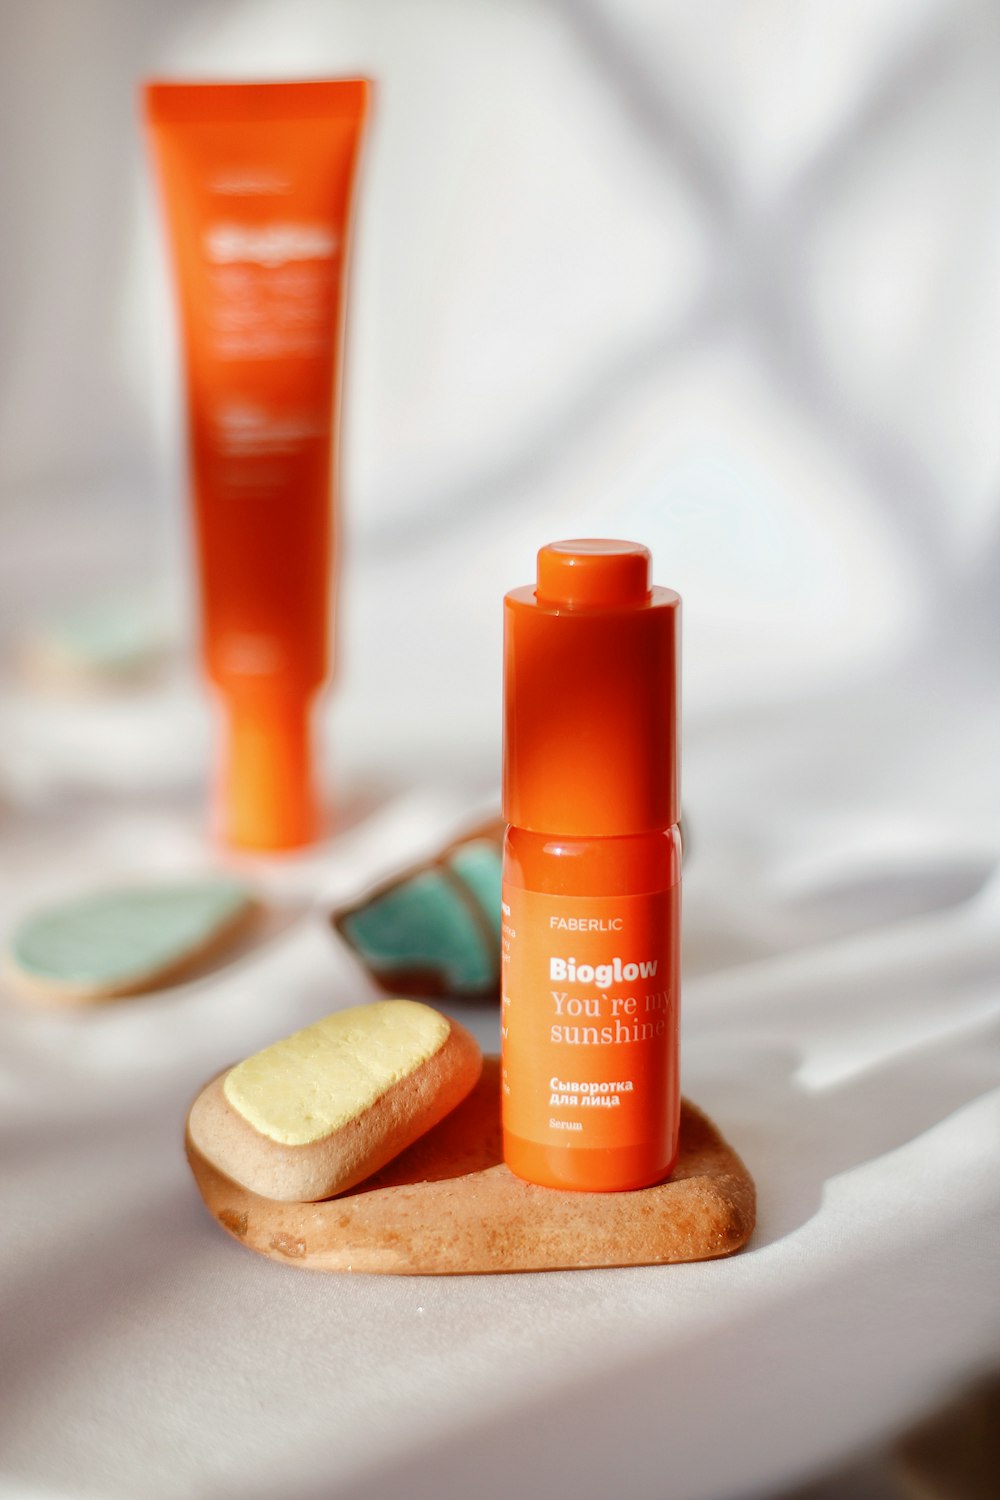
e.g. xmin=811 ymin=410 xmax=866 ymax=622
xmin=8 ymin=879 xmax=254 ymax=1001
xmin=44 ymin=598 xmax=161 ymax=673
xmin=446 ymin=839 xmax=502 ymax=942
xmin=338 ymin=867 xmax=496 ymax=998
xmin=21 ymin=594 xmax=171 ymax=690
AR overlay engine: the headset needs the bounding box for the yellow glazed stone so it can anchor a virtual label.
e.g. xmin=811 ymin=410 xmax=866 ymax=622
xmin=223 ymin=1000 xmax=451 ymax=1146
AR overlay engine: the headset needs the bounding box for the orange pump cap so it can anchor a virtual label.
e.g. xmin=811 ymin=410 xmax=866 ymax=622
xmin=536 ymin=538 xmax=652 ymax=608
xmin=503 ymin=539 xmax=680 ymax=837
xmin=218 ymin=694 xmax=319 ymax=851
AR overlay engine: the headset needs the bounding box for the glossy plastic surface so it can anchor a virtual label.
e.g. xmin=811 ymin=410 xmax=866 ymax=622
xmin=145 ymin=79 xmax=369 ymax=849
xmin=503 ymin=542 xmax=680 ymax=838
xmin=502 ymin=824 xmax=681 ymax=1192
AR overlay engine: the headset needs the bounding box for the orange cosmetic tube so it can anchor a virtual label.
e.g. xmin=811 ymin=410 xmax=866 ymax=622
xmin=501 ymin=541 xmax=682 ymax=1191
xmin=144 ymin=80 xmax=370 ymax=849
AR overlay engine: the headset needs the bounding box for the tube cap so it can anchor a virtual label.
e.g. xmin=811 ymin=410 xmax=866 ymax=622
xmin=217 ymin=693 xmax=319 ymax=851
xmin=503 ymin=540 xmax=680 ymax=837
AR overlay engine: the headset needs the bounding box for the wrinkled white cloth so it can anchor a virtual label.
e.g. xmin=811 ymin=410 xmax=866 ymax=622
xmin=1 ymin=3 xmax=999 ymax=1499
xmin=1 ymin=686 xmax=997 ymax=1500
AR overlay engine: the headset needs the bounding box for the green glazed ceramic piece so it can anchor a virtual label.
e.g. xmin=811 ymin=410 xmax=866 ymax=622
xmin=45 ymin=599 xmax=161 ymax=672
xmin=20 ymin=594 xmax=172 ymax=691
xmin=446 ymin=839 xmax=502 ymax=942
xmin=338 ymin=867 xmax=496 ymax=997
xmin=7 ymin=879 xmax=255 ymax=1003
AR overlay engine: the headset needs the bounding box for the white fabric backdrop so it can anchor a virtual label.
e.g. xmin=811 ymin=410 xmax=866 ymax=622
xmin=1 ymin=2 xmax=998 ymax=1498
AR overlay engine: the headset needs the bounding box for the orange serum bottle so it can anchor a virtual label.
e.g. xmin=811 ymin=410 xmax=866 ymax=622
xmin=501 ymin=540 xmax=681 ymax=1191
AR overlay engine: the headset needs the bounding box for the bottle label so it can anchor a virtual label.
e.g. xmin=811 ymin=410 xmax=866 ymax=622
xmin=501 ymin=885 xmax=679 ymax=1151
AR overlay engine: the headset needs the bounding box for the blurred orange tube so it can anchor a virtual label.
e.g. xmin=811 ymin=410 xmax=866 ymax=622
xmin=144 ymin=79 xmax=370 ymax=850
